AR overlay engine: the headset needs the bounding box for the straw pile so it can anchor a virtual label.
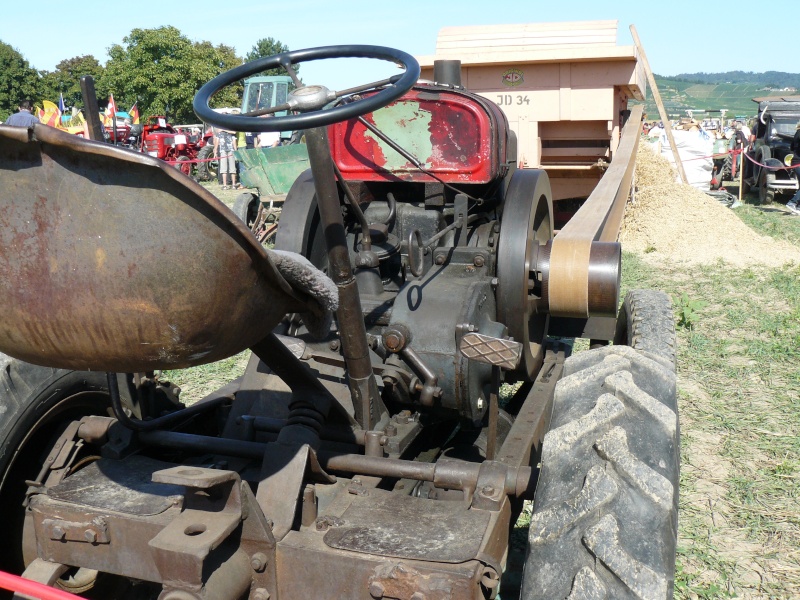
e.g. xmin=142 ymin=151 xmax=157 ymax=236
xmin=619 ymin=145 xmax=798 ymax=267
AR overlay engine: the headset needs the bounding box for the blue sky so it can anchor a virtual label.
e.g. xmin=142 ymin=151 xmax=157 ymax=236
xmin=2 ymin=0 xmax=785 ymax=93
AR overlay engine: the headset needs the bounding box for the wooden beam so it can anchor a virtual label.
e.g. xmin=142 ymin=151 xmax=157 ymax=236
xmin=629 ymin=25 xmax=688 ymax=185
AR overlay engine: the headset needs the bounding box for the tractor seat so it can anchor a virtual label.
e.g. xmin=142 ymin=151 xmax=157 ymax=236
xmin=0 ymin=124 xmax=332 ymax=373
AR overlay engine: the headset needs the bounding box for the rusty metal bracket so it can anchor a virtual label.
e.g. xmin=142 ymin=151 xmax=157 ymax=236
xmin=256 ymin=443 xmax=336 ymax=541
xmin=148 ymin=467 xmax=250 ymax=598
xmin=470 ymin=460 xmax=511 ymax=512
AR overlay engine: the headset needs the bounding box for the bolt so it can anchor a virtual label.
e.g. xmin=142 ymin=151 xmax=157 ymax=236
xmin=252 ymin=588 xmax=270 ymax=600
xmin=369 ymin=581 xmax=385 ymax=598
xmin=384 ymin=332 xmax=402 ymax=352
xmin=435 ymin=255 xmax=445 ymax=265
xmin=250 ymin=552 xmax=268 ymax=573
xmin=84 ymin=529 xmax=97 ymax=543
xmin=51 ymin=526 xmax=65 ymax=541
xmin=384 ymin=423 xmax=397 ymax=437
xmin=315 ymin=519 xmax=329 ymax=531
xmin=383 ymin=325 xmax=410 ymax=353
xmin=473 ymin=255 xmax=485 ymax=267
xmin=481 ymin=485 xmax=496 ymax=497
xmin=329 ymin=339 xmax=340 ymax=351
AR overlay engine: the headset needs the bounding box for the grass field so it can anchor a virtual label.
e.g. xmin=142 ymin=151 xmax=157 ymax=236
xmin=166 ymin=187 xmax=800 ymax=599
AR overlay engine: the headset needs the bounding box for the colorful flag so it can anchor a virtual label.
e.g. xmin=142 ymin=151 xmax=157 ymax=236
xmin=104 ymin=94 xmax=116 ymax=126
xmin=38 ymin=100 xmax=61 ymax=127
xmin=128 ymin=102 xmax=140 ymax=125
xmin=58 ymin=93 xmax=66 ymax=113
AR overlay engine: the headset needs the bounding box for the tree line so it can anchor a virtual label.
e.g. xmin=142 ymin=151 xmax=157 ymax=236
xmin=658 ymin=71 xmax=800 ymax=90
xmin=0 ymin=27 xmax=295 ymax=123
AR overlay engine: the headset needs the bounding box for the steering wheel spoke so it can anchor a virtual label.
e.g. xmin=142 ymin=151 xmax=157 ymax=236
xmin=194 ymin=45 xmax=420 ymax=133
xmin=333 ymin=74 xmax=405 ymax=99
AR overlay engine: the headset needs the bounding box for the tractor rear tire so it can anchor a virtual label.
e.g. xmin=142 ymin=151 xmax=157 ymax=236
xmin=196 ymin=145 xmax=217 ymax=181
xmin=614 ymin=289 xmax=677 ymax=371
xmin=0 ymin=357 xmax=131 ymax=575
xmin=521 ymin=291 xmax=678 ymax=600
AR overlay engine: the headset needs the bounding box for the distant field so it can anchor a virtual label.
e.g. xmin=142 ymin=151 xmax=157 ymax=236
xmin=632 ymin=78 xmax=794 ymax=120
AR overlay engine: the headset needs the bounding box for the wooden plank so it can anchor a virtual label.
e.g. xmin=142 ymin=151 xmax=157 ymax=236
xmin=418 ymin=46 xmax=638 ymax=67
xmin=629 ymin=25 xmax=688 ymax=185
xmin=437 ymin=20 xmax=618 ymax=37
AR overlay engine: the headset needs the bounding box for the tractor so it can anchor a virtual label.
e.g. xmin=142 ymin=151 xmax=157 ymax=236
xmin=129 ymin=115 xmax=207 ymax=178
xmin=0 ymin=45 xmax=678 ymax=600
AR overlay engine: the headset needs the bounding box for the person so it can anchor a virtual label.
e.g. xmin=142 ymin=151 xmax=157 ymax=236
xmin=785 ymin=122 xmax=800 ymax=215
xmin=258 ymin=114 xmax=281 ymax=149
xmin=213 ymin=127 xmax=242 ymax=190
xmin=730 ymin=123 xmax=749 ymax=178
xmin=5 ymin=99 xmax=39 ymax=128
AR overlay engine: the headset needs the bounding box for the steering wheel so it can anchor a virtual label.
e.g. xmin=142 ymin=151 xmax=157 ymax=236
xmin=193 ymin=45 xmax=420 ymax=133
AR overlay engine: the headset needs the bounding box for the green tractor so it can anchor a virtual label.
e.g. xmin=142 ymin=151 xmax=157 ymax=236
xmin=233 ymin=75 xmax=311 ymax=244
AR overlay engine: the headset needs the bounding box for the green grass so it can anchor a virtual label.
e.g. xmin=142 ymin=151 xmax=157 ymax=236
xmin=163 ymin=350 xmax=251 ymax=405
xmin=734 ymin=201 xmax=800 ymax=247
xmin=619 ymin=252 xmax=800 ymax=598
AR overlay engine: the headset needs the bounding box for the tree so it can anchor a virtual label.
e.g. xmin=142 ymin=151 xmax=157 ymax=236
xmin=245 ymin=37 xmax=298 ymax=78
xmin=39 ymin=55 xmax=106 ymax=112
xmin=104 ymin=26 xmax=243 ymax=124
xmin=0 ymin=41 xmax=41 ymax=121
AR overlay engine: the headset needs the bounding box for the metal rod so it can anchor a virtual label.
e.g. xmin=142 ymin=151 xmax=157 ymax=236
xmin=335 ymin=74 xmax=403 ymax=99
xmin=356 ymin=116 xmax=482 ymax=204
xmin=304 ymin=127 xmax=386 ymax=429
xmin=79 ymin=76 xmax=104 ymax=142
xmin=332 ymin=161 xmax=371 ymax=250
xmin=486 ymin=366 xmax=500 ymax=461
xmin=136 ymin=428 xmax=534 ymax=496
xmin=244 ymin=415 xmax=366 ymax=446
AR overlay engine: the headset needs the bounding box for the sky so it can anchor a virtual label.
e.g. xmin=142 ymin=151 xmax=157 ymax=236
xmin=1 ymin=0 xmax=787 ymax=95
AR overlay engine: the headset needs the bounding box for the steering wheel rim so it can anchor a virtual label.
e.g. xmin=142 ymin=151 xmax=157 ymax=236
xmin=193 ymin=45 xmax=420 ymax=133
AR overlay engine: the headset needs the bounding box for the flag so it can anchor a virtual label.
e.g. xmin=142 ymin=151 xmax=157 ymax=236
xmin=38 ymin=100 xmax=61 ymax=127
xmin=128 ymin=102 xmax=140 ymax=125
xmin=104 ymin=94 xmax=116 ymax=126
xmin=58 ymin=93 xmax=65 ymax=113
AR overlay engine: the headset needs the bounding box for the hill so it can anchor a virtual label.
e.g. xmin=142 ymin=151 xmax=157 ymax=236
xmin=633 ymin=72 xmax=800 ymax=121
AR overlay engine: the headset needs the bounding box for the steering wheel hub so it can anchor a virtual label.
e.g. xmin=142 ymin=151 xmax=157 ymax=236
xmin=289 ymin=85 xmax=336 ymax=112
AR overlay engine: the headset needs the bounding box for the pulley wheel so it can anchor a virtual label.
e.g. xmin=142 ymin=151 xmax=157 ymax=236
xmin=496 ymin=169 xmax=554 ymax=380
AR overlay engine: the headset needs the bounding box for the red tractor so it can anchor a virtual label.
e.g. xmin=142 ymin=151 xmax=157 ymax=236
xmin=129 ymin=116 xmax=207 ymax=177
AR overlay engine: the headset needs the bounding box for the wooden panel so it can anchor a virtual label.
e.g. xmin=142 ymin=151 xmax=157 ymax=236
xmin=435 ymin=21 xmax=618 ymax=54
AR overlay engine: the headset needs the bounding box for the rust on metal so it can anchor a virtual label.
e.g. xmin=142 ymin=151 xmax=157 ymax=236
xmin=0 ymin=124 xmax=309 ymax=372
